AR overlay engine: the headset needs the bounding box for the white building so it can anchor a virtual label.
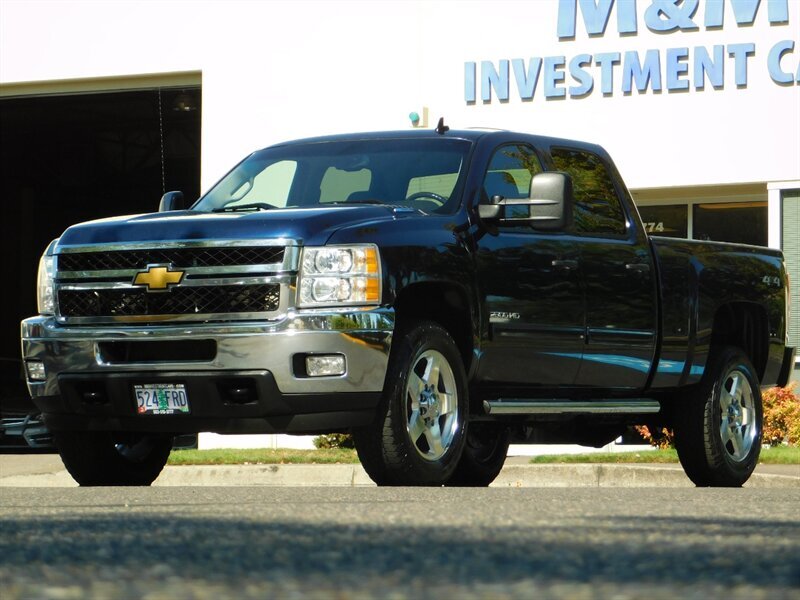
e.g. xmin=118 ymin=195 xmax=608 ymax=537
xmin=1 ymin=0 xmax=797 ymax=449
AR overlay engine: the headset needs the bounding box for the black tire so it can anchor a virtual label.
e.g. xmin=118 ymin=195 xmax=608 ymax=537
xmin=673 ymin=346 xmax=762 ymax=487
xmin=353 ymin=320 xmax=468 ymax=486
xmin=447 ymin=423 xmax=510 ymax=487
xmin=54 ymin=431 xmax=173 ymax=486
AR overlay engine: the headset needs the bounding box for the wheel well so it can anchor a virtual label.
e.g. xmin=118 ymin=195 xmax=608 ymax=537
xmin=394 ymin=283 xmax=474 ymax=371
xmin=710 ymin=303 xmax=769 ymax=379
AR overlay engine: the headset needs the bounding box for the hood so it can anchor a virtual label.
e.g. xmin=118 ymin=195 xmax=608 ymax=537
xmin=55 ymin=205 xmax=410 ymax=249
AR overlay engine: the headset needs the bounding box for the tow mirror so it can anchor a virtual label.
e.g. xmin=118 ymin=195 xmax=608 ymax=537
xmin=478 ymin=172 xmax=573 ymax=231
xmin=159 ymin=191 xmax=186 ymax=212
xmin=527 ymin=172 xmax=572 ymax=231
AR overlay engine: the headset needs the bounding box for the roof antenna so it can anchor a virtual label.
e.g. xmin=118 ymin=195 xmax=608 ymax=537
xmin=435 ymin=117 xmax=449 ymax=135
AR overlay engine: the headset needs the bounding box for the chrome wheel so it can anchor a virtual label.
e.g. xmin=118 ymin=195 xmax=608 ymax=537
xmin=352 ymin=320 xmax=468 ymax=485
xmin=405 ymin=349 xmax=459 ymax=461
xmin=719 ymin=369 xmax=758 ymax=462
xmin=674 ymin=345 xmax=763 ymax=487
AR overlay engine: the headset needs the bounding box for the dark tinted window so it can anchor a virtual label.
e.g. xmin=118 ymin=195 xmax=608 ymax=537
xmin=551 ymin=148 xmax=626 ymax=235
xmin=637 ymin=204 xmax=688 ymax=238
xmin=693 ymin=201 xmax=767 ymax=246
xmin=483 ymin=145 xmax=542 ymax=220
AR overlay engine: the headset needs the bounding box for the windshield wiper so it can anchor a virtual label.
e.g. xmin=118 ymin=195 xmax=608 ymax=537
xmin=212 ymin=202 xmax=278 ymax=213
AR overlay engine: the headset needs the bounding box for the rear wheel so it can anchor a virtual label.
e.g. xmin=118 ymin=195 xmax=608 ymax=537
xmin=447 ymin=423 xmax=510 ymax=487
xmin=673 ymin=346 xmax=762 ymax=487
xmin=353 ymin=320 xmax=468 ymax=486
xmin=54 ymin=431 xmax=173 ymax=486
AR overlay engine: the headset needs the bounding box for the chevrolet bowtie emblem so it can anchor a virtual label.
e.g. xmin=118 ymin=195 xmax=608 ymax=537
xmin=132 ymin=265 xmax=185 ymax=292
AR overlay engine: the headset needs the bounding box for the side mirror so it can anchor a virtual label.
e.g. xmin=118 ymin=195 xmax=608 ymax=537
xmin=527 ymin=172 xmax=572 ymax=231
xmin=159 ymin=191 xmax=186 ymax=212
xmin=478 ymin=172 xmax=572 ymax=231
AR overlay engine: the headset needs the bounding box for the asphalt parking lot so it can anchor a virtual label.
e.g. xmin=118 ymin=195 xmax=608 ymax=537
xmin=2 ymin=485 xmax=799 ymax=599
xmin=1 ymin=454 xmax=799 ymax=599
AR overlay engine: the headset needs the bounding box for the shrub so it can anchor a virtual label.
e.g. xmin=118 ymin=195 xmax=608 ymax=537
xmin=762 ymin=384 xmax=800 ymax=446
xmin=312 ymin=433 xmax=355 ymax=449
xmin=635 ymin=425 xmax=674 ymax=449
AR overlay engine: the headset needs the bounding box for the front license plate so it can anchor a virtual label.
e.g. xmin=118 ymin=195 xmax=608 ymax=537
xmin=134 ymin=384 xmax=190 ymax=415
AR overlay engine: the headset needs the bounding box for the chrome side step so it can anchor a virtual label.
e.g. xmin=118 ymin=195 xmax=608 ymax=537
xmin=483 ymin=399 xmax=661 ymax=415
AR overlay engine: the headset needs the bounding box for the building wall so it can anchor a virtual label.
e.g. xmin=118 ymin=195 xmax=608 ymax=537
xmin=2 ymin=0 xmax=799 ymax=192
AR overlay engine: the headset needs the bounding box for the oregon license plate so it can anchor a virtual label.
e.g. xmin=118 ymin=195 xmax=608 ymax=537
xmin=134 ymin=384 xmax=190 ymax=415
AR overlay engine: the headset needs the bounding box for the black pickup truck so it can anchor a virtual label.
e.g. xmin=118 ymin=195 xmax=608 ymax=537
xmin=21 ymin=127 xmax=795 ymax=487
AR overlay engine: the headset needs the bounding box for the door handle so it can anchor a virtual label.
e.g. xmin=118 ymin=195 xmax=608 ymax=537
xmin=625 ymin=263 xmax=650 ymax=273
xmin=552 ymin=259 xmax=579 ymax=270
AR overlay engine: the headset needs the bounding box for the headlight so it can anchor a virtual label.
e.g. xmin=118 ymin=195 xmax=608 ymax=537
xmin=37 ymin=253 xmax=56 ymax=315
xmin=298 ymin=245 xmax=381 ymax=308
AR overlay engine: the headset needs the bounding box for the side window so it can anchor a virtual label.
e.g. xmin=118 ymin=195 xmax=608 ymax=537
xmin=319 ymin=167 xmax=372 ymax=203
xmin=484 ymin=144 xmax=543 ymax=220
xmin=550 ymin=148 xmax=627 ymax=235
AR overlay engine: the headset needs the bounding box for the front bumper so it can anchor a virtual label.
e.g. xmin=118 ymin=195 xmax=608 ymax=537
xmin=21 ymin=309 xmax=393 ymax=434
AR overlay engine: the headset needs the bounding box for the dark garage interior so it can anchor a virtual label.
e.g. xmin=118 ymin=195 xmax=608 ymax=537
xmin=0 ymin=85 xmax=202 ymax=420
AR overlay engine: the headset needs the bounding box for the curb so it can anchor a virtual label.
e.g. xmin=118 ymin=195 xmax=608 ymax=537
xmin=2 ymin=463 xmax=798 ymax=488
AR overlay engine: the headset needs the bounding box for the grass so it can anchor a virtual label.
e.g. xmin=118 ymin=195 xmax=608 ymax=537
xmin=167 ymin=445 xmax=800 ymax=466
xmin=529 ymin=445 xmax=800 ymax=465
xmin=168 ymin=447 xmax=359 ymax=466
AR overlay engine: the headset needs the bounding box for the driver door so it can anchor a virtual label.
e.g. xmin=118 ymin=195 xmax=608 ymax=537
xmin=474 ymin=144 xmax=585 ymax=386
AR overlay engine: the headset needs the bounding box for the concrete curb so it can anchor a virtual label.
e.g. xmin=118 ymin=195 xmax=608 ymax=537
xmin=2 ymin=463 xmax=798 ymax=488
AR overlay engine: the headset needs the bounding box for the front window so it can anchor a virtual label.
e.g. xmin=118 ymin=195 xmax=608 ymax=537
xmin=194 ymin=138 xmax=472 ymax=215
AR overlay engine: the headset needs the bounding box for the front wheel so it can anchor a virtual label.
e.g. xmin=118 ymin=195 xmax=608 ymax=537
xmin=353 ymin=320 xmax=468 ymax=486
xmin=447 ymin=423 xmax=510 ymax=487
xmin=673 ymin=346 xmax=762 ymax=487
xmin=54 ymin=431 xmax=173 ymax=486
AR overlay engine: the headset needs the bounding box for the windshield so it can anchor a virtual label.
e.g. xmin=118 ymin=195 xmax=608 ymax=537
xmin=193 ymin=138 xmax=472 ymax=215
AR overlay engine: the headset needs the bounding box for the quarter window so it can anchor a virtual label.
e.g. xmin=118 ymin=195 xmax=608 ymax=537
xmin=551 ymin=148 xmax=626 ymax=235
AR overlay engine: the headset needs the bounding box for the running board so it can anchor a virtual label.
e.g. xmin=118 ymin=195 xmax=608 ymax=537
xmin=483 ymin=399 xmax=661 ymax=415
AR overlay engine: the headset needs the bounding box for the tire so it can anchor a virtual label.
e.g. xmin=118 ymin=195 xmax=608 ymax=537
xmin=54 ymin=431 xmax=173 ymax=486
xmin=447 ymin=423 xmax=510 ymax=487
xmin=353 ymin=320 xmax=468 ymax=486
xmin=673 ymin=346 xmax=762 ymax=487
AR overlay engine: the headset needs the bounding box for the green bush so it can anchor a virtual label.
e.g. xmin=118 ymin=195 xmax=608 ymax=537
xmin=762 ymin=384 xmax=800 ymax=446
xmin=312 ymin=433 xmax=355 ymax=449
xmin=634 ymin=425 xmax=674 ymax=449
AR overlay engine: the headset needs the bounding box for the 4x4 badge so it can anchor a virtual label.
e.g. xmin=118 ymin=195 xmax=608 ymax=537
xmin=132 ymin=265 xmax=184 ymax=292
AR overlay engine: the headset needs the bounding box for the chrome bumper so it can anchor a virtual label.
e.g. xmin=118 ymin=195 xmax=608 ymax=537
xmin=21 ymin=309 xmax=394 ymax=398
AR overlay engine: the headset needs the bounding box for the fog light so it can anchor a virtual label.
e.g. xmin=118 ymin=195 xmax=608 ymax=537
xmin=306 ymin=355 xmax=346 ymax=377
xmin=26 ymin=361 xmax=46 ymax=381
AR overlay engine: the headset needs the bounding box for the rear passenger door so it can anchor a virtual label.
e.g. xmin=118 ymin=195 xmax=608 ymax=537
xmin=550 ymin=147 xmax=658 ymax=390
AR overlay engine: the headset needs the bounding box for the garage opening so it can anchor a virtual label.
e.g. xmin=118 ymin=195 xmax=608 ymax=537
xmin=0 ymin=79 xmax=202 ymax=418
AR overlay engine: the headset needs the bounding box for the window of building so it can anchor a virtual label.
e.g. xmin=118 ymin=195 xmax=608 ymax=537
xmin=550 ymin=148 xmax=626 ymax=235
xmin=693 ymin=201 xmax=767 ymax=246
xmin=637 ymin=204 xmax=688 ymax=238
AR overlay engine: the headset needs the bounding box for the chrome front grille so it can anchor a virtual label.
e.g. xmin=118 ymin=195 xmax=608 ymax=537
xmin=58 ymin=246 xmax=285 ymax=272
xmin=58 ymin=284 xmax=281 ymax=317
xmin=54 ymin=240 xmax=297 ymax=324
